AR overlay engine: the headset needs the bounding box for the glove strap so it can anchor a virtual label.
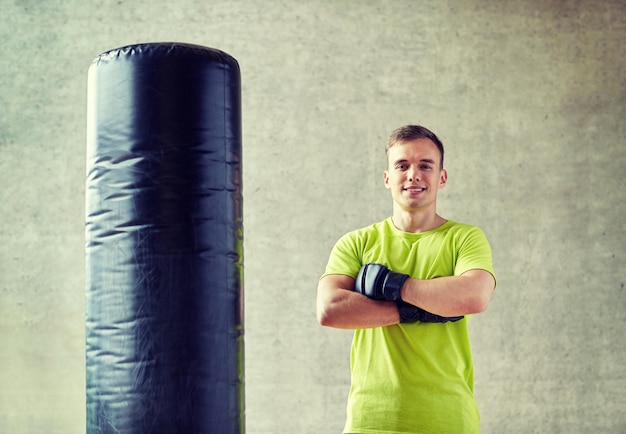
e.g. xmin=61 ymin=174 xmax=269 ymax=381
xmin=383 ymin=271 xmax=409 ymax=301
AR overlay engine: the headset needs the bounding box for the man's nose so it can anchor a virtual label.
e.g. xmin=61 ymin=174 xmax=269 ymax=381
xmin=408 ymin=166 xmax=420 ymax=181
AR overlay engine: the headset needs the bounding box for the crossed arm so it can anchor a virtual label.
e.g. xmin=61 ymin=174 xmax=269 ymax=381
xmin=316 ymin=269 xmax=495 ymax=330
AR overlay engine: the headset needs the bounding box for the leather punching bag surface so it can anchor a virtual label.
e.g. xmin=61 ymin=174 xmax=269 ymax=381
xmin=85 ymin=43 xmax=244 ymax=433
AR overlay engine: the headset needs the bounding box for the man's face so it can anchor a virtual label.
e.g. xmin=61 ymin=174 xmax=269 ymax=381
xmin=383 ymin=138 xmax=447 ymax=212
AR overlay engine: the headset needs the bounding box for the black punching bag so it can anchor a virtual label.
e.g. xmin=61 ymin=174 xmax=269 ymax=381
xmin=85 ymin=43 xmax=244 ymax=433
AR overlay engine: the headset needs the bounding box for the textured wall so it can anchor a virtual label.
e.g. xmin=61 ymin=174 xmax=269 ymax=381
xmin=1 ymin=1 xmax=624 ymax=433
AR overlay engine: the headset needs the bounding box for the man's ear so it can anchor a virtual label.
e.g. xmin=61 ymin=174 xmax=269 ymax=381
xmin=439 ymin=169 xmax=448 ymax=188
xmin=383 ymin=170 xmax=390 ymax=189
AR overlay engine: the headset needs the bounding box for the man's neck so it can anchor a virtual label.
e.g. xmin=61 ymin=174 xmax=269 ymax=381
xmin=391 ymin=210 xmax=447 ymax=233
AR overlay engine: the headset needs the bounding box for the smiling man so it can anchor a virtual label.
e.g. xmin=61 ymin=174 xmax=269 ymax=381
xmin=317 ymin=124 xmax=496 ymax=433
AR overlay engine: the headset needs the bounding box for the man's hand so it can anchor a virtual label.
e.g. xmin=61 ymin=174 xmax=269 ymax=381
xmin=354 ymin=263 xmax=465 ymax=324
xmin=353 ymin=263 xmax=409 ymax=301
xmin=396 ymin=300 xmax=464 ymax=323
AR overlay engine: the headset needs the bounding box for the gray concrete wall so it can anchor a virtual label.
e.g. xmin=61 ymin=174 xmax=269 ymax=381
xmin=1 ymin=0 xmax=624 ymax=432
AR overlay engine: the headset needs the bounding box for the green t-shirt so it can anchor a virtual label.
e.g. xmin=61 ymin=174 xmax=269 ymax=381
xmin=323 ymin=218 xmax=495 ymax=434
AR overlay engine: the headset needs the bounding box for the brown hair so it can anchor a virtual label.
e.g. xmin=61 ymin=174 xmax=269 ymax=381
xmin=386 ymin=125 xmax=445 ymax=169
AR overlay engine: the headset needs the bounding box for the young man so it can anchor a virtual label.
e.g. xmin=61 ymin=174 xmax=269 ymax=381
xmin=317 ymin=125 xmax=496 ymax=433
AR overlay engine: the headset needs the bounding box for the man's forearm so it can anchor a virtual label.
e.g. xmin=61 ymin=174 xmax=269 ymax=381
xmin=317 ymin=276 xmax=400 ymax=329
xmin=400 ymin=270 xmax=495 ymax=317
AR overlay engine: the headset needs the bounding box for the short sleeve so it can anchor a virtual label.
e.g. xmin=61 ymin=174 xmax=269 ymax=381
xmin=321 ymin=232 xmax=363 ymax=279
xmin=454 ymin=226 xmax=496 ymax=284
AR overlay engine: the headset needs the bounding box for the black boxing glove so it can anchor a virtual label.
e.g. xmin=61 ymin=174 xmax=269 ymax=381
xmin=397 ymin=300 xmax=464 ymax=324
xmin=353 ymin=263 xmax=409 ymax=301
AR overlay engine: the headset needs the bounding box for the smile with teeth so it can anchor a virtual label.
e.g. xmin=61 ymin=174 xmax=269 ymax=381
xmin=404 ymin=186 xmax=426 ymax=193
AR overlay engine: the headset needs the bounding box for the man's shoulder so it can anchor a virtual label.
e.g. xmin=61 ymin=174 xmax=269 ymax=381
xmin=343 ymin=218 xmax=390 ymax=238
xmin=441 ymin=220 xmax=485 ymax=234
xmin=439 ymin=220 xmax=492 ymax=249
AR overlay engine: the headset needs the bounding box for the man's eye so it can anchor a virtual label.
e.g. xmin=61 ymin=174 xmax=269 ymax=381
xmin=396 ymin=165 xmax=408 ymax=170
xmin=420 ymin=165 xmax=433 ymax=170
